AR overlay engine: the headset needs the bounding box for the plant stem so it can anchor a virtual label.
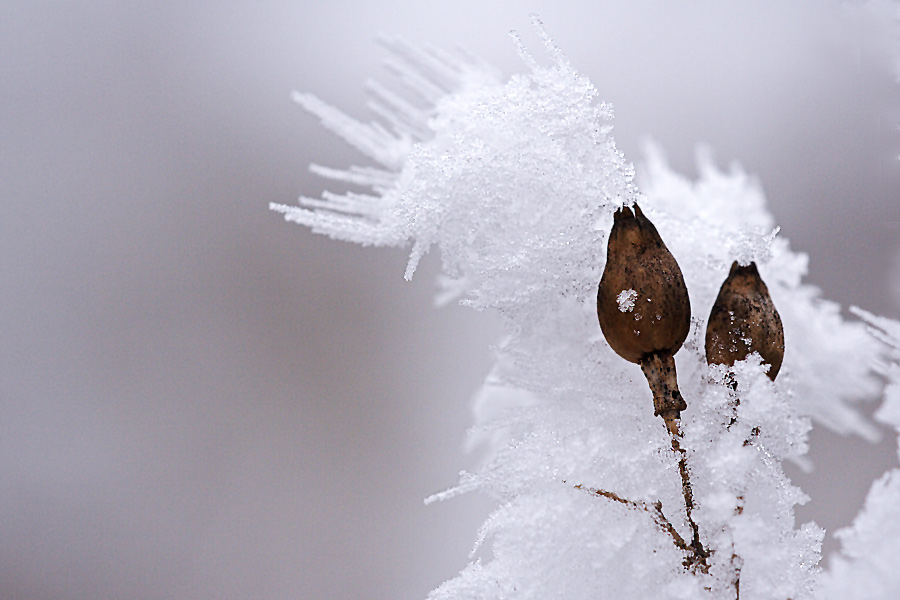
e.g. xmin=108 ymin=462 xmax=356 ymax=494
xmin=640 ymin=352 xmax=687 ymax=431
xmin=666 ymin=419 xmax=710 ymax=573
xmin=639 ymin=351 xmax=709 ymax=572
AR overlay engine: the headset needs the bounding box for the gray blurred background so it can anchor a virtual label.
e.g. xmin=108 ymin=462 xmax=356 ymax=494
xmin=1 ymin=1 xmax=898 ymax=599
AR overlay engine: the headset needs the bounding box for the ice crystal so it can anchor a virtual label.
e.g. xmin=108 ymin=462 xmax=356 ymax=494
xmin=617 ymin=289 xmax=637 ymax=313
xmin=277 ymin=17 xmax=899 ymax=600
xmin=819 ymin=308 xmax=900 ymax=599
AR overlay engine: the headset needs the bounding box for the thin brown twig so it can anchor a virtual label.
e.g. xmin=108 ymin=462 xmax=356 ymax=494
xmin=729 ymin=429 xmax=760 ymax=599
xmin=573 ymin=484 xmax=690 ymax=555
xmin=665 ymin=417 xmax=710 ymax=573
xmin=732 ymin=500 xmax=744 ymax=600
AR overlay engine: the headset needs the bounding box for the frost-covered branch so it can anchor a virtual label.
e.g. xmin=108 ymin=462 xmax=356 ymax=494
xmin=573 ymin=483 xmax=692 ymax=558
xmin=276 ymin=17 xmax=900 ymax=600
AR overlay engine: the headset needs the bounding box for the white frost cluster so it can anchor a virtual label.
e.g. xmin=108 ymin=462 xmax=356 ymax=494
xmin=277 ymin=19 xmax=900 ymax=600
xmin=818 ymin=309 xmax=900 ymax=600
xmin=616 ymin=289 xmax=637 ymax=313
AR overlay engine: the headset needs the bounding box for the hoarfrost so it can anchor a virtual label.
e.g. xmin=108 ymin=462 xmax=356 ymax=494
xmin=617 ymin=289 xmax=637 ymax=312
xmin=819 ymin=309 xmax=900 ymax=599
xmin=277 ymin=17 xmax=900 ymax=600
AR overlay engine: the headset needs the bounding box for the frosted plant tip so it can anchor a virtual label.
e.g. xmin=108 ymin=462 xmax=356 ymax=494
xmin=509 ymin=29 xmax=538 ymax=70
xmin=529 ymin=13 xmax=566 ymax=66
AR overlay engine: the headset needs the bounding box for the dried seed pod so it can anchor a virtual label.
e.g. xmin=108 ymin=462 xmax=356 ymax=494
xmin=597 ymin=204 xmax=691 ymax=427
xmin=705 ymin=261 xmax=784 ymax=381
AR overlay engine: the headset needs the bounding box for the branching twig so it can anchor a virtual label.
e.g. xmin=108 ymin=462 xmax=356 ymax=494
xmin=573 ymin=484 xmax=690 ymax=560
xmin=571 ymin=413 xmax=711 ymax=574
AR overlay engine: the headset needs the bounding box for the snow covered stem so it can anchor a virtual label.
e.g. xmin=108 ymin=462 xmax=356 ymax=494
xmin=596 ymin=203 xmax=710 ymax=573
xmin=667 ymin=421 xmax=710 ymax=573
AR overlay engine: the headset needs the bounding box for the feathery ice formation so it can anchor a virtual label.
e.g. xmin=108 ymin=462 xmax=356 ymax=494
xmin=276 ymin=18 xmax=896 ymax=600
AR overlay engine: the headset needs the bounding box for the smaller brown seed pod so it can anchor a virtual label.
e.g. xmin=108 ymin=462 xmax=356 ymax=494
xmin=597 ymin=204 xmax=691 ymax=429
xmin=705 ymin=261 xmax=785 ymax=381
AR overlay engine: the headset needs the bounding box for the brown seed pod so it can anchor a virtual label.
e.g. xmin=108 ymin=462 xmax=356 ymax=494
xmin=597 ymin=204 xmax=691 ymax=426
xmin=705 ymin=261 xmax=784 ymax=381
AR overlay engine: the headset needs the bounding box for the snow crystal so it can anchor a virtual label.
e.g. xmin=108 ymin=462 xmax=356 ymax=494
xmin=821 ymin=470 xmax=900 ymax=599
xmin=819 ymin=308 xmax=900 ymax=599
xmin=617 ymin=289 xmax=637 ymax=312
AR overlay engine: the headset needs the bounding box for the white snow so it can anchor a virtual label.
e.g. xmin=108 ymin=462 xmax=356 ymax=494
xmin=617 ymin=289 xmax=638 ymax=312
